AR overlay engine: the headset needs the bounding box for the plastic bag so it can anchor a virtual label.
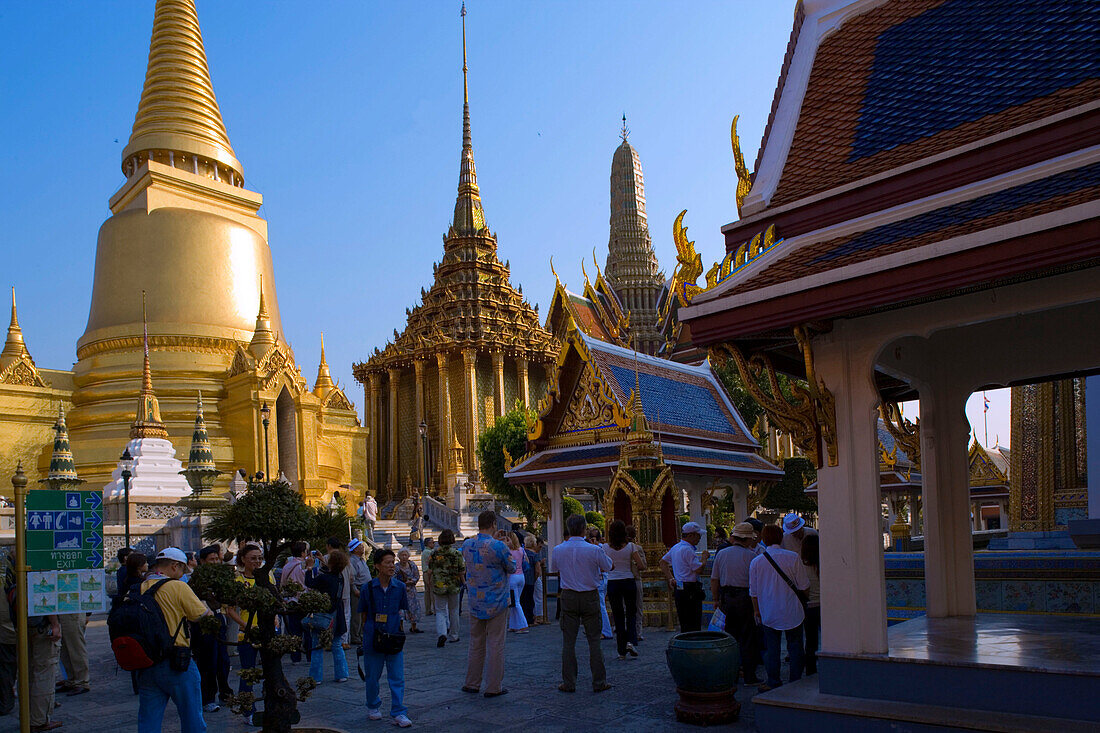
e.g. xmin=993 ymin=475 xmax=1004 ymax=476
xmin=707 ymin=607 xmax=727 ymax=633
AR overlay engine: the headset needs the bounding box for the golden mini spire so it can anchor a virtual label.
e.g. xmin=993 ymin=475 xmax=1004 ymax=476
xmin=249 ymin=275 xmax=276 ymax=356
xmin=131 ymin=291 xmax=169 ymax=439
xmin=452 ymin=1 xmax=486 ymax=235
xmin=314 ymin=333 xmax=335 ymax=395
xmin=1 ymin=287 xmax=28 ymax=362
xmin=123 ymin=0 xmax=243 ymax=181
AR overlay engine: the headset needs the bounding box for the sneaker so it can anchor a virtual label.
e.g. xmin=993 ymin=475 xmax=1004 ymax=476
xmin=334 ymin=677 xmax=348 ymax=683
xmin=626 ymin=643 xmax=638 ymax=658
xmin=616 ymin=655 xmax=626 ymax=661
xmin=203 ymin=703 xmax=220 ymax=713
xmin=368 ymin=708 xmax=383 ymax=721
xmin=392 ymin=714 xmax=413 ymax=728
xmin=437 ymin=635 xmax=447 ymax=648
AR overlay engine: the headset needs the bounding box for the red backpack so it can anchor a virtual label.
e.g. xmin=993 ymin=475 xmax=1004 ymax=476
xmin=107 ymin=578 xmax=182 ymax=671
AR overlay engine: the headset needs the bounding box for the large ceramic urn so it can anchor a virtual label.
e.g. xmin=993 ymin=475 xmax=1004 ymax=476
xmin=665 ymin=631 xmax=741 ymax=725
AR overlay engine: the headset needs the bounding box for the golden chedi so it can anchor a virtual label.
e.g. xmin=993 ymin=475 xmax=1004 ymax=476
xmin=30 ymin=0 xmax=365 ymax=507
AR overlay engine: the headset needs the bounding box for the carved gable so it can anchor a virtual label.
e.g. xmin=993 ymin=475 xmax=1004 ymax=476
xmin=969 ymin=441 xmax=1008 ymax=487
xmin=0 ymin=357 xmax=49 ymax=388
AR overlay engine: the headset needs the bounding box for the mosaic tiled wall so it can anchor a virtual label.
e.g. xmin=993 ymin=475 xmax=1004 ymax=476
xmin=886 ymin=551 xmax=1100 ymax=618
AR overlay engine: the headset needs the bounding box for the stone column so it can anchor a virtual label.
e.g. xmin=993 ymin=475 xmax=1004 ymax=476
xmin=436 ymin=352 xmax=451 ymax=486
xmin=813 ymin=327 xmax=888 ymax=655
xmin=998 ymin=500 xmax=1008 ymax=530
xmin=368 ymin=373 xmax=381 ymax=492
xmin=546 ymin=480 xmax=564 ymax=571
xmin=517 ymin=356 xmax=530 ymax=409
xmin=387 ymin=368 xmax=400 ymax=498
xmin=414 ymin=359 xmax=426 ymax=490
xmin=920 ymin=380 xmax=976 ymax=618
xmin=492 ymin=350 xmax=505 ymax=417
xmin=908 ymin=491 xmax=921 ymax=535
xmin=730 ymin=479 xmax=749 ymax=522
xmin=683 ymin=478 xmax=708 ymax=551
xmin=463 ymin=349 xmax=479 ymax=475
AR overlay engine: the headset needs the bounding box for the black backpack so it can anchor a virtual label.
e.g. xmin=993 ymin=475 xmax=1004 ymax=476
xmin=107 ymin=578 xmax=183 ymax=671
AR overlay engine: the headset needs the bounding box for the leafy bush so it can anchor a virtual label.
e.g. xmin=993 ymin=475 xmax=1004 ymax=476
xmin=562 ymin=496 xmax=584 ymax=518
xmin=584 ymin=511 xmax=605 ymax=534
xmin=476 ymin=404 xmax=542 ymax=522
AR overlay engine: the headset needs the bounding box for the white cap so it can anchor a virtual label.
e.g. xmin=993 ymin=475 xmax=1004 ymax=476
xmin=155 ymin=547 xmax=188 ymax=564
xmin=681 ymin=521 xmax=704 ymax=535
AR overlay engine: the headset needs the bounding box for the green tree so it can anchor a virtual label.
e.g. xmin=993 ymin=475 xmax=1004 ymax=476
xmin=201 ymin=476 xmax=332 ymax=733
xmin=305 ymin=504 xmax=352 ymax=554
xmin=476 ymin=404 xmax=541 ymax=523
xmin=562 ymin=495 xmax=584 ymax=519
xmin=584 ymin=511 xmax=605 ymax=534
xmin=760 ymin=457 xmax=818 ymax=513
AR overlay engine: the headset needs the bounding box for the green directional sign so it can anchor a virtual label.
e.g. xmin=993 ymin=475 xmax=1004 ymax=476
xmin=25 ymin=490 xmax=104 ymax=570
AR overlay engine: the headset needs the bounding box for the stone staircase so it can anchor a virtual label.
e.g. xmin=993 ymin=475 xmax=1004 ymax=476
xmin=369 ymin=518 xmax=442 ymax=591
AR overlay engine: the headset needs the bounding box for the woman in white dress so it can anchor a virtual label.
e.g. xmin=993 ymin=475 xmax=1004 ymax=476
xmin=504 ymin=532 xmax=529 ymax=632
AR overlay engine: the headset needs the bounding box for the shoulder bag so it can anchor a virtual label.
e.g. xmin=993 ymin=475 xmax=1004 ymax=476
xmin=762 ymin=550 xmax=809 ymax=609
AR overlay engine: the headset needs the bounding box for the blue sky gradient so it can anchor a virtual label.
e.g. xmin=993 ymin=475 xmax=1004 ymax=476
xmin=0 ymin=1 xmax=1010 ymax=444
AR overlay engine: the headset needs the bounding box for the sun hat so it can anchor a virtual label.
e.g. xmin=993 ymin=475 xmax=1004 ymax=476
xmin=782 ymin=513 xmax=806 ymax=534
xmin=155 ymin=547 xmax=188 ymax=564
xmin=731 ymin=522 xmax=756 ymax=539
xmin=681 ymin=521 xmax=704 ymax=535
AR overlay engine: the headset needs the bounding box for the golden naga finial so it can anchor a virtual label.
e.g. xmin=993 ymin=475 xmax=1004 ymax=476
xmin=581 ymin=258 xmax=592 ymax=289
xmin=549 ymin=256 xmax=561 ymax=285
xmin=669 ymin=210 xmax=705 ymax=308
xmin=731 ymin=115 xmax=752 ymax=217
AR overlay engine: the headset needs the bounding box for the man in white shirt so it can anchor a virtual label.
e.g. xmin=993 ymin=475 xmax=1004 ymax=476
xmin=780 ymin=513 xmax=818 ymax=555
xmin=710 ymin=522 xmax=762 ymax=684
xmin=659 ymin=522 xmax=709 ymax=632
xmin=750 ymin=524 xmax=810 ymax=690
xmin=553 ymin=514 xmax=613 ymax=693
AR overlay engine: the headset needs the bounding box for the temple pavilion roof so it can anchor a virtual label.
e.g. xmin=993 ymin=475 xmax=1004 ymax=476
xmin=679 ymin=0 xmax=1100 ymax=402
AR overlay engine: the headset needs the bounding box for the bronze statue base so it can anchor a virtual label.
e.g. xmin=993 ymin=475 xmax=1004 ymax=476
xmin=673 ymin=687 xmax=741 ymax=726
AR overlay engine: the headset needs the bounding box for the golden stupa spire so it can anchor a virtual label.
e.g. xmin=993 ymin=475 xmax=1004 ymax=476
xmin=122 ymin=0 xmax=243 ymax=182
xmin=314 ymin=333 xmax=335 ymax=395
xmin=1 ymin=287 xmax=28 ymax=363
xmin=452 ymin=2 xmax=486 ymax=236
xmin=249 ymin=275 xmax=276 ymax=357
xmin=131 ymin=291 xmax=169 ymax=439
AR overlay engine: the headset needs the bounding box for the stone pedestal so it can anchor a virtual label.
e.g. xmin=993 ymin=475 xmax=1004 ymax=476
xmin=673 ymin=688 xmax=741 ymax=726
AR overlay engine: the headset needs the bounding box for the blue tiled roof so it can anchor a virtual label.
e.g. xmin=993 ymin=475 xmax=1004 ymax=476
xmin=544 ymin=445 xmax=617 ymax=464
xmin=663 ymin=446 xmax=754 ymax=466
xmin=814 ymin=161 xmax=1100 ymax=264
xmin=605 ymin=365 xmax=738 ymax=436
xmin=851 ymin=0 xmax=1100 ymax=161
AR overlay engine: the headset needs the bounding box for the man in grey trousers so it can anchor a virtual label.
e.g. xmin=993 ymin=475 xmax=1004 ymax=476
xmin=553 ymin=514 xmax=613 ymax=693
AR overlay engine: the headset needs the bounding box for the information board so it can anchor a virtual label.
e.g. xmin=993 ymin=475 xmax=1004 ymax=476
xmin=25 ymin=490 xmax=104 ymax=571
xmin=27 ymin=569 xmax=108 ymax=616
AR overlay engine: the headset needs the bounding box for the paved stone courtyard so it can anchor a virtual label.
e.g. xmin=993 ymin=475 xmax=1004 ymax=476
xmin=1 ymin=615 xmax=764 ymax=732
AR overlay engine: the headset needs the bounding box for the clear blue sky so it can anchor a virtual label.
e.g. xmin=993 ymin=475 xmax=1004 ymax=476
xmin=0 ymin=1 xmax=1010 ymax=444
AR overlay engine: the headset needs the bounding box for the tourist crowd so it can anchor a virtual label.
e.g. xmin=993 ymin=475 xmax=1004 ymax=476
xmin=0 ymin=503 xmax=818 ymax=731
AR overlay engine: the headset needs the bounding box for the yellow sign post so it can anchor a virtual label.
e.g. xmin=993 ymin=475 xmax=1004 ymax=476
xmin=12 ymin=463 xmax=30 ymax=733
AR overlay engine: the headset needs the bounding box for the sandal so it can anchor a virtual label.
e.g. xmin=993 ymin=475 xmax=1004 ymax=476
xmin=31 ymin=722 xmax=63 ymax=732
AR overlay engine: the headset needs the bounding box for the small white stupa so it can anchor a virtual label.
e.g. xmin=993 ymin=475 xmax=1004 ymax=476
xmin=104 ymin=293 xmax=192 ymax=551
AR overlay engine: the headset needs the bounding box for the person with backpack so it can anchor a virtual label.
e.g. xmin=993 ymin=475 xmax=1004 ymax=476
xmin=130 ymin=547 xmax=212 ymax=733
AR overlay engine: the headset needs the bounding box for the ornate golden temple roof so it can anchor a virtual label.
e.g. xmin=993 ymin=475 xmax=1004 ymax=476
xmin=0 ymin=287 xmax=48 ymax=388
xmin=122 ymin=0 xmax=243 ymax=180
xmin=354 ymin=4 xmax=555 ymax=376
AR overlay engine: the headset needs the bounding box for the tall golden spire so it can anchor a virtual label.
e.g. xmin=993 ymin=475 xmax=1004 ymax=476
xmin=131 ymin=291 xmax=169 ymax=439
xmin=452 ymin=2 xmax=486 ymax=236
xmin=122 ymin=0 xmax=243 ymax=181
xmin=314 ymin=333 xmax=335 ymax=395
xmin=1 ymin=287 xmax=28 ymax=363
xmin=249 ymin=274 xmax=276 ymax=357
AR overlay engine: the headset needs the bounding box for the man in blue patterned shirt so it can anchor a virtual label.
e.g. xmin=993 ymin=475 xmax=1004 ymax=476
xmin=460 ymin=511 xmax=515 ymax=697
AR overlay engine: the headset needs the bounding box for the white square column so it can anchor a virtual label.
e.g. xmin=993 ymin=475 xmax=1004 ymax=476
xmin=814 ymin=328 xmax=889 ymax=655
xmin=919 ymin=381 xmax=976 ymax=618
